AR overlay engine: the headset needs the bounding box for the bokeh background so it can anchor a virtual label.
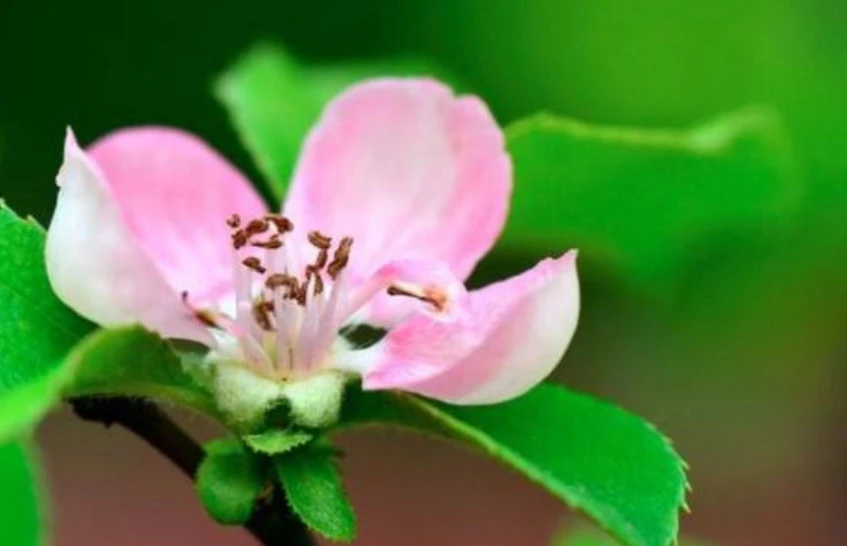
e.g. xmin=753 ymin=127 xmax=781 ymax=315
xmin=2 ymin=1 xmax=847 ymax=545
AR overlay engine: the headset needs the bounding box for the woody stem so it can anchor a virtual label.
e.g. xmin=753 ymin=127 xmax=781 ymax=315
xmin=70 ymin=397 xmax=315 ymax=546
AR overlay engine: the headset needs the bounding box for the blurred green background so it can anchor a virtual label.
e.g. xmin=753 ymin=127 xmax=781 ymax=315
xmin=2 ymin=0 xmax=846 ymax=545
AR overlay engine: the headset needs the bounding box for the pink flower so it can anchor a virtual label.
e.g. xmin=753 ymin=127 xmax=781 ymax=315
xmin=46 ymin=79 xmax=579 ymax=413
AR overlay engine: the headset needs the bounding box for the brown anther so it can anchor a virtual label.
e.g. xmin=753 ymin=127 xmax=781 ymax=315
xmin=306 ymin=265 xmax=325 ymax=296
xmin=313 ymin=271 xmax=325 ymax=296
xmin=181 ymin=290 xmax=189 ymax=302
xmin=308 ymin=230 xmax=332 ymax=250
xmin=314 ymin=248 xmax=328 ymax=269
xmin=251 ymin=235 xmax=283 ymax=249
xmin=231 ymin=230 xmax=248 ymax=250
xmin=245 ymin=218 xmax=270 ymax=236
xmin=327 ymin=236 xmax=354 ymax=279
xmin=387 ymin=285 xmax=448 ymax=313
xmin=266 ymin=273 xmax=289 ymax=289
xmin=252 ymin=300 xmax=274 ymax=331
xmin=226 ymin=214 xmax=242 ymax=229
xmin=296 ymin=275 xmax=311 ymax=306
xmin=266 ymin=214 xmax=294 ymax=233
xmin=195 ymin=310 xmax=220 ymax=328
xmin=241 ymin=256 xmax=267 ymax=274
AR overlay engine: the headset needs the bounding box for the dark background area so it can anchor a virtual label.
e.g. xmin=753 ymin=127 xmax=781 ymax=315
xmin=2 ymin=1 xmax=847 ymax=544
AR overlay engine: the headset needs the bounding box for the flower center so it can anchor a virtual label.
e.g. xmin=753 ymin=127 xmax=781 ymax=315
xmin=188 ymin=213 xmax=356 ymax=381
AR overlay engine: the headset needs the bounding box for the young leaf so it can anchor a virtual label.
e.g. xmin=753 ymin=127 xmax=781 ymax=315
xmin=0 ymin=202 xmax=94 ymax=440
xmin=338 ymin=383 xmax=687 ymax=546
xmin=244 ymin=429 xmax=314 ymax=455
xmin=63 ymin=326 xmax=218 ymax=418
xmin=0 ymin=441 xmax=46 ymax=546
xmin=214 ymin=43 xmax=318 ymax=197
xmin=196 ymin=438 xmax=268 ymax=525
xmin=275 ymin=444 xmax=357 ymax=542
xmin=215 ymin=43 xmax=456 ymax=199
xmin=503 ymin=109 xmax=797 ymax=289
xmin=0 ymin=366 xmax=73 ymax=443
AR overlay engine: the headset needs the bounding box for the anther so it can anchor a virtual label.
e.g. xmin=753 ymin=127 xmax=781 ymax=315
xmin=266 ymin=214 xmax=294 ymax=233
xmin=296 ymin=275 xmax=311 ymax=306
xmin=387 ymin=285 xmax=448 ymax=312
xmin=306 ymin=265 xmax=325 ymax=296
xmin=265 ymin=273 xmax=299 ymax=299
xmin=327 ymin=236 xmax=353 ymax=279
xmin=308 ymin=231 xmax=332 ymax=250
xmin=226 ymin=214 xmax=242 ymax=229
xmin=245 ymin=219 xmax=270 ymax=236
xmin=231 ymin=230 xmax=248 ymax=250
xmin=242 ymin=256 xmax=267 ymax=274
xmin=252 ymin=300 xmax=274 ymax=331
xmin=195 ymin=310 xmax=221 ymax=328
xmin=251 ymin=235 xmax=283 ymax=249
xmin=314 ymin=248 xmax=328 ymax=269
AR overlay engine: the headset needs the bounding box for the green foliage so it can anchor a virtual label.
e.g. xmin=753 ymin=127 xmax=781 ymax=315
xmin=243 ymin=429 xmax=314 ymax=455
xmin=0 ymin=203 xmax=93 ymax=440
xmin=503 ymin=109 xmax=797 ymax=289
xmin=276 ymin=443 xmax=357 ymax=542
xmin=64 ymin=326 xmax=218 ymax=417
xmin=0 ymin=441 xmax=45 ymax=546
xmin=196 ymin=438 xmax=268 ymax=525
xmin=215 ymin=43 xmax=454 ymax=200
xmin=338 ymin=384 xmax=687 ymax=546
xmin=215 ymin=44 xmax=318 ymax=198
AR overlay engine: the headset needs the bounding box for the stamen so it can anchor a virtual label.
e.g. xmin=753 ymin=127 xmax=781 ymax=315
xmin=306 ymin=266 xmax=325 ymax=296
xmin=296 ymin=274 xmax=311 ymax=306
xmin=252 ymin=300 xmax=275 ymax=331
xmin=327 ymin=237 xmax=353 ymax=279
xmin=314 ymin=248 xmax=328 ymax=269
xmin=308 ymin=230 xmax=332 ymax=250
xmin=245 ymin=218 xmax=270 ymax=236
xmin=387 ymin=284 xmax=448 ymax=312
xmin=226 ymin=214 xmax=242 ymax=228
xmin=242 ymin=256 xmax=267 ymax=274
xmin=231 ymin=230 xmax=248 ymax=250
xmin=251 ymin=235 xmax=283 ymax=249
xmin=266 ymin=214 xmax=294 ymax=233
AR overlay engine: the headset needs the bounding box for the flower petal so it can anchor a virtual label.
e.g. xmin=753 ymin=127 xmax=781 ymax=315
xmin=46 ymin=130 xmax=211 ymax=342
xmin=360 ymin=251 xmax=580 ymax=404
xmin=85 ymin=126 xmax=268 ymax=305
xmin=284 ymin=78 xmax=511 ymax=324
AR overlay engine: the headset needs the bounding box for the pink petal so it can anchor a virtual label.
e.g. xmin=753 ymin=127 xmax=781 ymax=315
xmin=46 ymin=130 xmax=211 ymax=342
xmin=361 ymin=251 xmax=580 ymax=404
xmin=86 ymin=126 xmax=268 ymax=305
xmin=284 ymin=78 xmax=511 ymax=326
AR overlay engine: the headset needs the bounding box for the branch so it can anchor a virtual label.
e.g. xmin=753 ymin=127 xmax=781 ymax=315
xmin=70 ymin=397 xmax=315 ymax=546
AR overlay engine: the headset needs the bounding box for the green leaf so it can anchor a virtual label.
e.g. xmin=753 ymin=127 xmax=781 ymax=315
xmin=338 ymin=383 xmax=687 ymax=546
xmin=0 ymin=441 xmax=46 ymax=546
xmin=196 ymin=438 xmax=268 ymax=525
xmin=215 ymin=44 xmax=318 ymax=198
xmin=0 ymin=366 xmax=73 ymax=443
xmin=0 ymin=202 xmax=94 ymax=440
xmin=553 ymin=526 xmax=712 ymax=546
xmin=275 ymin=443 xmax=357 ymax=542
xmin=215 ymin=43 xmax=455 ymax=199
xmin=244 ymin=429 xmax=313 ymax=455
xmin=63 ymin=326 xmax=219 ymax=417
xmin=503 ymin=108 xmax=797 ymax=288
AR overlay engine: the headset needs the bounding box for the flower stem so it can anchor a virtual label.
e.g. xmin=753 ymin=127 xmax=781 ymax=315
xmin=70 ymin=397 xmax=315 ymax=546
